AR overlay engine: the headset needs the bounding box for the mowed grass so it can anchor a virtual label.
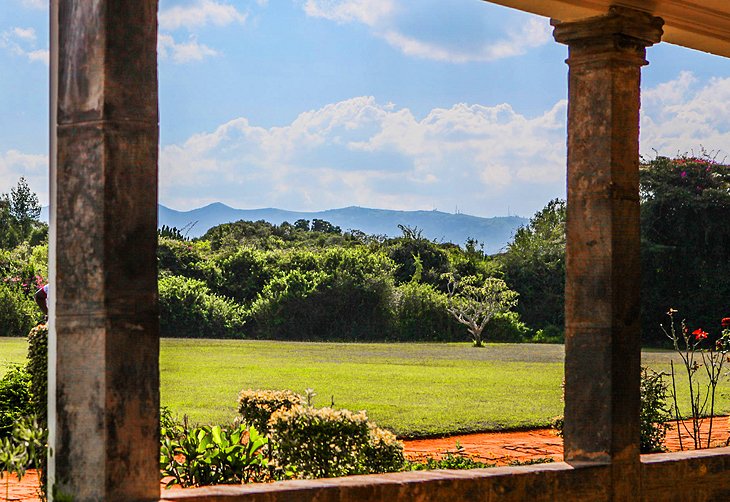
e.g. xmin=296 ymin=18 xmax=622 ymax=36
xmin=2 ymin=337 xmax=729 ymax=437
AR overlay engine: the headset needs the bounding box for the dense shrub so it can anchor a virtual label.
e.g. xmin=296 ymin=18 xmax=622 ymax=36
xmin=214 ymin=247 xmax=273 ymax=303
xmin=268 ymin=405 xmax=404 ymax=478
xmin=248 ymin=248 xmax=396 ymax=341
xmin=237 ymin=389 xmax=305 ymax=434
xmin=388 ymin=237 xmax=450 ymax=288
xmin=159 ymin=275 xmax=246 ymax=338
xmin=0 ymin=365 xmax=32 ymax=439
xmin=486 ymin=311 xmax=532 ymax=343
xmin=362 ymin=423 xmax=406 ymax=474
xmin=392 ymin=282 xmax=456 ymax=341
xmin=0 ymin=282 xmax=40 ymax=337
xmin=27 ymin=324 xmax=48 ymax=426
xmin=640 ymin=368 xmax=671 ymax=453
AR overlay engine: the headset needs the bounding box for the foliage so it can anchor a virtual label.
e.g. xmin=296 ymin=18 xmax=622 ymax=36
xmin=387 ymin=230 xmax=451 ymax=288
xmin=160 ymin=417 xmax=269 ymax=487
xmin=247 ymin=248 xmax=396 ymax=341
xmin=0 ymin=365 xmax=32 ymax=439
xmin=0 ymin=178 xmax=45 ymax=250
xmin=500 ymin=199 xmax=565 ymax=332
xmin=237 ymin=389 xmax=305 ymax=435
xmin=391 ymin=282 xmax=457 ymax=342
xmin=444 ymin=274 xmax=519 ymax=347
xmin=361 ymin=423 xmax=405 ymax=473
xmin=27 ymin=324 xmax=48 ymax=427
xmin=641 ymin=154 xmax=730 ymax=344
xmin=0 ymin=415 xmax=47 ymax=500
xmin=268 ymin=404 xmax=404 ymax=478
xmin=640 ymin=368 xmax=671 ymax=453
xmin=214 ymin=247 xmax=273 ymax=304
xmin=158 ymin=275 xmax=246 ymax=338
xmin=0 ymin=281 xmax=40 ymax=337
xmin=663 ymin=309 xmax=730 ymax=450
xmin=409 ymin=443 xmax=495 ymax=470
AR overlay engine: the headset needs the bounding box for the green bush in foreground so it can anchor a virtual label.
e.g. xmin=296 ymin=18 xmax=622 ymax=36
xmin=268 ymin=405 xmax=404 ymax=479
xmin=237 ymin=389 xmax=305 ymax=435
xmin=160 ymin=418 xmax=270 ymax=487
xmin=0 ymin=365 xmax=32 ymax=439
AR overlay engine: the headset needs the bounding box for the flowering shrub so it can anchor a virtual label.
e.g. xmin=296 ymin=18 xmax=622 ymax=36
xmin=362 ymin=423 xmax=406 ymax=474
xmin=237 ymin=389 xmax=305 ymax=434
xmin=268 ymin=405 xmax=404 ymax=478
xmin=663 ymin=309 xmax=730 ymax=449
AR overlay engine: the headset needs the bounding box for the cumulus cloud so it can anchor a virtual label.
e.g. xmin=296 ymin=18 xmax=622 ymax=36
xmin=381 ymin=18 xmax=550 ymax=63
xmin=159 ymin=96 xmax=567 ymax=214
xmin=303 ymin=0 xmax=395 ymax=27
xmin=158 ymin=33 xmax=218 ymax=63
xmin=0 ymin=150 xmax=48 ymax=205
xmin=302 ymin=0 xmax=551 ymax=63
xmin=641 ymin=72 xmax=730 ymax=157
xmin=159 ymin=0 xmax=248 ymax=31
xmin=1 ymin=27 xmax=48 ymax=65
xmin=20 ymin=0 xmax=46 ymax=9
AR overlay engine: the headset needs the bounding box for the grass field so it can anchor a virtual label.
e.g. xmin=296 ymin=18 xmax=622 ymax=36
xmin=2 ymin=338 xmax=729 ymax=437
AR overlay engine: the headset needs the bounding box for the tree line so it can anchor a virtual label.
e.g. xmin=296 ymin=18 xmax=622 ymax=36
xmin=2 ymin=152 xmax=729 ymax=345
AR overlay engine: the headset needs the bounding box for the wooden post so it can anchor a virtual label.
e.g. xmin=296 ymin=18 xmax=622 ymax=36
xmin=49 ymin=1 xmax=160 ymax=499
xmin=553 ymin=6 xmax=662 ymax=500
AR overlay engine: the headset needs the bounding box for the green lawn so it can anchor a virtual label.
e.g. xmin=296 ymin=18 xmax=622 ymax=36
xmin=2 ymin=338 xmax=729 ymax=437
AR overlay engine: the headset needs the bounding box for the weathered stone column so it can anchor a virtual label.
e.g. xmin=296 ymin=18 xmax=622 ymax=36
xmin=552 ymin=6 xmax=662 ymax=500
xmin=49 ymin=1 xmax=159 ymax=500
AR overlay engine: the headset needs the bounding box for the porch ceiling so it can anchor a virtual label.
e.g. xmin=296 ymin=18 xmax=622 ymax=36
xmin=485 ymin=0 xmax=730 ymax=58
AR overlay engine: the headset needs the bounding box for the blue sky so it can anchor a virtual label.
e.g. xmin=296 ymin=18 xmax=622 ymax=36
xmin=2 ymin=0 xmax=730 ymax=218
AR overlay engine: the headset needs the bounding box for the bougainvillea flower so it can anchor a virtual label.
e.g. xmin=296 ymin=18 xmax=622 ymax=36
xmin=692 ymin=329 xmax=708 ymax=341
xmin=721 ymin=317 xmax=730 ymax=328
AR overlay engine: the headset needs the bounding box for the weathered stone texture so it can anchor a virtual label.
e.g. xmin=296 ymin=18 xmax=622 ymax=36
xmin=51 ymin=0 xmax=160 ymax=500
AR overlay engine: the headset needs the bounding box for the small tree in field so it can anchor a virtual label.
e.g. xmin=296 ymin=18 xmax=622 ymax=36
xmin=444 ymin=274 xmax=518 ymax=347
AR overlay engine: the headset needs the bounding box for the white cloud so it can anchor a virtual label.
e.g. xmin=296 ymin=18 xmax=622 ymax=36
xmin=303 ymin=0 xmax=395 ymax=27
xmin=12 ymin=27 xmax=36 ymax=42
xmin=158 ymin=33 xmax=218 ymax=63
xmin=641 ymin=73 xmax=730 ymax=157
xmin=159 ymin=96 xmax=567 ymax=214
xmin=302 ymin=0 xmax=551 ymax=63
xmin=1 ymin=27 xmax=48 ymax=65
xmin=381 ymin=18 xmax=550 ymax=63
xmin=0 ymin=150 xmax=49 ymax=205
xmin=159 ymin=0 xmax=248 ymax=31
xmin=20 ymin=0 xmax=46 ymax=9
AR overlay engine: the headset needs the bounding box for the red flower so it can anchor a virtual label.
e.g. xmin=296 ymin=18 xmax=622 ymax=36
xmin=692 ymin=328 xmax=708 ymax=341
xmin=722 ymin=317 xmax=730 ymax=328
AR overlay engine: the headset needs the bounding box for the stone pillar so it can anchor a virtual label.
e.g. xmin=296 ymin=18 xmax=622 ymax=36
xmin=49 ymin=1 xmax=159 ymax=500
xmin=552 ymin=6 xmax=662 ymax=500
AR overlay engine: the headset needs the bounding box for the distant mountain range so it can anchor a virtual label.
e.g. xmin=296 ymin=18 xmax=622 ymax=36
xmin=158 ymin=203 xmax=527 ymax=254
xmin=41 ymin=203 xmax=527 ymax=253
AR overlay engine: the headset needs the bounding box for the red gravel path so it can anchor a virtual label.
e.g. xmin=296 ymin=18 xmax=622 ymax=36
xmin=3 ymin=417 xmax=727 ymax=502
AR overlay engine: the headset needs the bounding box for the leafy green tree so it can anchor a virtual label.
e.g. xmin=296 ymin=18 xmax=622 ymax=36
xmin=444 ymin=274 xmax=519 ymax=347
xmin=311 ymin=219 xmax=341 ymax=234
xmin=500 ymin=199 xmax=565 ymax=334
xmin=640 ymin=153 xmax=730 ymax=343
xmin=8 ymin=177 xmax=41 ymax=238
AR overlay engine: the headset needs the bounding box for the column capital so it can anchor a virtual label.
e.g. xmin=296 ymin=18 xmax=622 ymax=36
xmin=552 ymin=6 xmax=663 ymax=66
